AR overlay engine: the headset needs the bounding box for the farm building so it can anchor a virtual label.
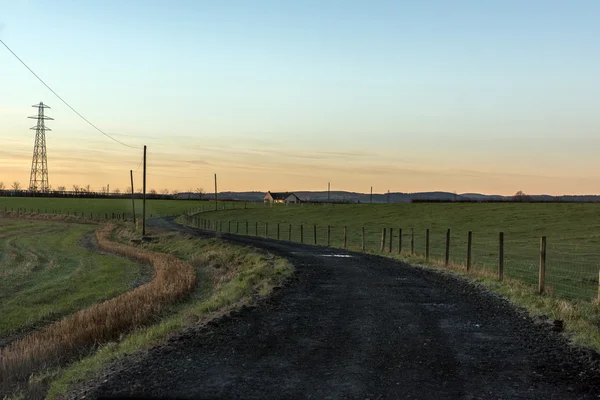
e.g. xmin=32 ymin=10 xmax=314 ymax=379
xmin=264 ymin=191 xmax=302 ymax=204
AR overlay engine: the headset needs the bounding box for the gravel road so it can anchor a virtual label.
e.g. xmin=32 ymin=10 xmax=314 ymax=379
xmin=88 ymin=217 xmax=600 ymax=400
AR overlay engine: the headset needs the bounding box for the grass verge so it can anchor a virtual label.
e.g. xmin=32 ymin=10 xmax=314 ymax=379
xmin=392 ymin=252 xmax=600 ymax=351
xmin=0 ymin=224 xmax=197 ymax=398
xmin=43 ymin=225 xmax=292 ymax=400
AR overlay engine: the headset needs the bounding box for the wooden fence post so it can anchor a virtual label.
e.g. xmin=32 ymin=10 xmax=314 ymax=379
xmin=498 ymin=232 xmax=504 ymax=281
xmin=389 ymin=228 xmax=393 ymax=253
xmin=327 ymin=225 xmax=331 ymax=247
xmin=314 ymin=224 xmax=317 ymax=245
xmin=539 ymin=236 xmax=547 ymax=294
xmin=410 ymin=228 xmax=414 ymax=255
xmin=467 ymin=231 xmax=472 ymax=271
xmin=361 ymin=227 xmax=365 ymax=251
xmin=380 ymin=228 xmax=386 ymax=252
xmin=277 ymin=223 xmax=280 ymax=240
xmin=398 ymin=228 xmax=402 ymax=254
xmin=344 ymin=226 xmax=347 ymax=248
xmin=289 ymin=224 xmax=292 ymax=241
xmin=425 ymin=229 xmax=430 ymax=261
xmin=445 ymin=229 xmax=451 ymax=267
xmin=246 ymin=221 xmax=249 ymax=234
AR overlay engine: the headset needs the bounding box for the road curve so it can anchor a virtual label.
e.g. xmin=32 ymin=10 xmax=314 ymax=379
xmin=89 ymin=217 xmax=600 ymax=400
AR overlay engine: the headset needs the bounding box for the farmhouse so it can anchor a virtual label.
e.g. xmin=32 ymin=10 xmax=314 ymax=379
xmin=264 ymin=191 xmax=302 ymax=204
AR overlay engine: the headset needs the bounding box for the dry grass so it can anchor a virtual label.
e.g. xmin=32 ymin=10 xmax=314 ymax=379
xmin=0 ymin=224 xmax=196 ymax=398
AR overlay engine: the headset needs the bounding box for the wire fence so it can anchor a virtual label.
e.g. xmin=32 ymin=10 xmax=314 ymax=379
xmin=185 ymin=214 xmax=600 ymax=303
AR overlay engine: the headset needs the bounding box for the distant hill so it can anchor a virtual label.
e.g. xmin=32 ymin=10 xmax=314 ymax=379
xmin=175 ymin=191 xmax=600 ymax=203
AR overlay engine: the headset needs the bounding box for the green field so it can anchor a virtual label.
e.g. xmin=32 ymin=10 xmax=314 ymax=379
xmin=0 ymin=197 xmax=246 ymax=219
xmin=0 ymin=219 xmax=142 ymax=340
xmin=191 ymin=202 xmax=600 ymax=300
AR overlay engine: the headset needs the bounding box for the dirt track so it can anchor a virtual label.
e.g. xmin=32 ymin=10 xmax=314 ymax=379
xmin=87 ymin=217 xmax=600 ymax=400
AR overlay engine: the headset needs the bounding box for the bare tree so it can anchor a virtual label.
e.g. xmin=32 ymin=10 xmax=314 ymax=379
xmin=114 ymin=188 xmax=121 ymax=195
xmin=57 ymin=185 xmax=66 ymax=192
xmin=101 ymin=186 xmax=107 ymax=194
xmin=12 ymin=181 xmax=21 ymax=191
xmin=0 ymin=182 xmax=5 ymax=190
xmin=149 ymin=189 xmax=157 ymax=195
xmin=85 ymin=184 xmax=91 ymax=193
xmin=136 ymin=187 xmax=143 ymax=194
xmin=171 ymin=189 xmax=179 ymax=195
xmin=161 ymin=189 xmax=169 ymax=195
xmin=514 ymin=190 xmax=531 ymax=202
xmin=72 ymin=184 xmax=80 ymax=194
xmin=196 ymin=187 xmax=204 ymax=200
xmin=125 ymin=186 xmax=133 ymax=194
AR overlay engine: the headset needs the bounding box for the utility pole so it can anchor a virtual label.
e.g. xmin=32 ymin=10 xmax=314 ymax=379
xmin=370 ymin=186 xmax=373 ymax=204
xmin=388 ymin=190 xmax=390 ymax=204
xmin=142 ymin=145 xmax=147 ymax=236
xmin=130 ymin=170 xmax=136 ymax=225
xmin=214 ymin=173 xmax=218 ymax=211
xmin=28 ymin=102 xmax=52 ymax=192
xmin=328 ymin=182 xmax=330 ymax=202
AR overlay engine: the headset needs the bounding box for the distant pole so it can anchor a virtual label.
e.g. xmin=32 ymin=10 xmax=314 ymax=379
xmin=387 ymin=190 xmax=390 ymax=204
xmin=129 ymin=170 xmax=136 ymax=225
xmin=328 ymin=182 xmax=330 ymax=202
xmin=142 ymin=145 xmax=147 ymax=236
xmin=370 ymin=186 xmax=373 ymax=204
xmin=214 ymin=174 xmax=218 ymax=211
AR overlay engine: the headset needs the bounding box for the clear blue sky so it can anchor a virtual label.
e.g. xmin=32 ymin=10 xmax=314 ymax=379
xmin=1 ymin=0 xmax=599 ymax=194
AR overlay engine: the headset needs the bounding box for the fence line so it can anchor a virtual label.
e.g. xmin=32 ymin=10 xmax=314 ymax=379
xmin=185 ymin=214 xmax=600 ymax=303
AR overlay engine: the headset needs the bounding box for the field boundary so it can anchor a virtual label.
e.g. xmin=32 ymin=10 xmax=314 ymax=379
xmin=0 ymin=223 xmax=196 ymax=398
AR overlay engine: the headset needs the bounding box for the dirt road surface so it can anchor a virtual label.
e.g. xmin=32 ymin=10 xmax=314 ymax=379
xmin=87 ymin=217 xmax=600 ymax=400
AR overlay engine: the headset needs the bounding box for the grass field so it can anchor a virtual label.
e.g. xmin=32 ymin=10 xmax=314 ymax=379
xmin=0 ymin=219 xmax=141 ymax=342
xmin=192 ymin=202 xmax=600 ymax=300
xmin=0 ymin=197 xmax=247 ymax=220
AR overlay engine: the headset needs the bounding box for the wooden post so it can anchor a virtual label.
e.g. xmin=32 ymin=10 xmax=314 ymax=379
xmin=445 ymin=229 xmax=451 ymax=267
xmin=246 ymin=221 xmax=249 ymax=234
xmin=398 ymin=228 xmax=402 ymax=254
xmin=539 ymin=236 xmax=547 ymax=294
xmin=228 ymin=221 xmax=231 ymax=233
xmin=300 ymin=225 xmax=304 ymax=243
xmin=214 ymin=173 xmax=218 ymax=211
xmin=327 ymin=225 xmax=331 ymax=247
xmin=343 ymin=226 xmax=347 ymax=248
xmin=425 ymin=229 xmax=430 ymax=261
xmin=277 ymin=223 xmax=280 ymax=240
xmin=380 ymin=228 xmax=386 ymax=252
xmin=361 ymin=227 xmax=365 ymax=251
xmin=466 ymin=231 xmax=472 ymax=271
xmin=597 ymin=270 xmax=600 ymax=303
xmin=314 ymin=224 xmax=317 ymax=245
xmin=219 ymin=221 xmax=223 ymax=232
xmin=255 ymin=221 xmax=258 ymax=236
xmin=389 ymin=228 xmax=393 ymax=253
xmin=410 ymin=228 xmax=414 ymax=255
xmin=142 ymin=145 xmax=147 ymax=236
xmin=289 ymin=224 xmax=292 ymax=241
xmin=498 ymin=232 xmax=504 ymax=281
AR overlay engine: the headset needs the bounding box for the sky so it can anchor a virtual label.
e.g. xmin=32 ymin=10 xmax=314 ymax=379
xmin=1 ymin=0 xmax=600 ymax=195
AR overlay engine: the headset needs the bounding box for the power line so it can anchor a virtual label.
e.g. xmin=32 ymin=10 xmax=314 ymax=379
xmin=0 ymin=38 xmax=139 ymax=150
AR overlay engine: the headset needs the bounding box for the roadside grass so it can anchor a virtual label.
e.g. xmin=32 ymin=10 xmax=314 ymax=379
xmin=195 ymin=203 xmax=600 ymax=300
xmin=0 ymin=219 xmax=141 ymax=340
xmin=0 ymin=224 xmax=197 ymax=399
xmin=393 ymin=253 xmax=600 ymax=351
xmin=0 ymin=197 xmax=242 ymax=220
xmin=41 ymin=225 xmax=292 ymax=400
